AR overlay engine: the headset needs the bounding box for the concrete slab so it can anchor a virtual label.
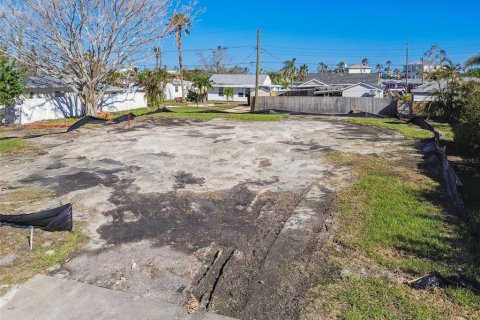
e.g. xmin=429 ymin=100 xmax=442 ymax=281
xmin=0 ymin=275 xmax=234 ymax=320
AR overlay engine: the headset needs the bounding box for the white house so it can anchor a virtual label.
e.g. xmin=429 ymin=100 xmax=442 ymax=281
xmin=208 ymin=74 xmax=274 ymax=102
xmin=341 ymin=83 xmax=384 ymax=98
xmin=347 ymin=64 xmax=372 ymax=74
xmin=164 ymin=79 xmax=193 ymax=100
xmin=4 ymin=76 xmax=147 ymax=124
xmin=292 ymin=79 xmax=384 ymax=98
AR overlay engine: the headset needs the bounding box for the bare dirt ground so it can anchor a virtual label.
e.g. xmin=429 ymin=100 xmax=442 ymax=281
xmin=0 ymin=116 xmax=419 ymax=319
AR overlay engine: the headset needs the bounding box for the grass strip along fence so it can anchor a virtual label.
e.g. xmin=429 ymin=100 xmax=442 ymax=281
xmin=410 ymin=117 xmax=478 ymax=240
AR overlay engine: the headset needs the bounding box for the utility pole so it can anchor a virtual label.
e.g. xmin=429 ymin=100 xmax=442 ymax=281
xmin=252 ymin=28 xmax=261 ymax=112
xmin=405 ymin=42 xmax=409 ymax=93
xmin=421 ymin=57 xmax=425 ymax=85
xmin=154 ymin=47 xmax=161 ymax=69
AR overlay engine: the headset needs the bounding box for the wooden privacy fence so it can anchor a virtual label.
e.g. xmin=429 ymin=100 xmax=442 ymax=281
xmin=253 ymin=96 xmax=397 ymax=115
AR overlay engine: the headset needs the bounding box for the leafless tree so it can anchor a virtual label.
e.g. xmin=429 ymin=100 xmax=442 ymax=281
xmin=0 ymin=0 xmax=196 ymax=116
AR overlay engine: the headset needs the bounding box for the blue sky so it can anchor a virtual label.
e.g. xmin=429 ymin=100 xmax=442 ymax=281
xmin=145 ymin=0 xmax=480 ymax=72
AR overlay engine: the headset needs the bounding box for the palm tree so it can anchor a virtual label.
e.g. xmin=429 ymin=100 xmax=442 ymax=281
xmin=385 ymin=60 xmax=392 ymax=78
xmin=335 ymin=61 xmax=346 ymax=74
xmin=317 ymin=62 xmax=328 ymax=73
xmin=224 ymin=87 xmax=234 ymax=102
xmin=192 ymin=75 xmax=213 ymax=103
xmin=281 ymin=58 xmax=298 ymax=88
xmin=465 ymin=54 xmax=480 ymax=68
xmin=168 ymin=13 xmax=191 ymax=100
xmin=375 ymin=64 xmax=383 ymax=74
xmin=361 ymin=58 xmax=369 ymax=73
xmin=393 ymin=68 xmax=401 ymax=79
xmin=298 ymin=64 xmax=309 ymax=81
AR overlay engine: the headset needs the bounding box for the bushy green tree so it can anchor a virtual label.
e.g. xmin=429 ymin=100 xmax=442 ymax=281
xmin=138 ymin=69 xmax=173 ymax=108
xmin=186 ymin=89 xmax=201 ymax=107
xmin=0 ymin=53 xmax=24 ymax=106
xmin=224 ymin=87 xmax=233 ymax=101
xmin=192 ymin=75 xmax=213 ymax=102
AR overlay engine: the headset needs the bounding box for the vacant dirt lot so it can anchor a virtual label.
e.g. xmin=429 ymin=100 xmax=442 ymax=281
xmin=0 ymin=117 xmax=417 ymax=319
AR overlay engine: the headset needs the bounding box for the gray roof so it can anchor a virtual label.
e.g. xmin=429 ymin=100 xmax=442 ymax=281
xmin=25 ymin=76 xmax=69 ymax=89
xmin=210 ymin=74 xmax=269 ymax=86
xmin=305 ymin=73 xmax=381 ymax=86
xmin=411 ymin=77 xmax=480 ymax=94
xmin=25 ymin=76 xmax=125 ymax=93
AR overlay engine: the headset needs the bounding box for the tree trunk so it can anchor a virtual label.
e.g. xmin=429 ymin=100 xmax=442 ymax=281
xmin=79 ymin=84 xmax=100 ymax=116
xmin=176 ymin=31 xmax=185 ymax=100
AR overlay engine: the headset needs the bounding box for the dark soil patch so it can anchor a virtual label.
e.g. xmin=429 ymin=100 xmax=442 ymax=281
xmin=173 ymin=171 xmax=206 ymax=189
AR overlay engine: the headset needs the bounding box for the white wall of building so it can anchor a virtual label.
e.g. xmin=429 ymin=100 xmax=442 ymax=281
xmin=347 ymin=68 xmax=372 ymax=74
xmin=343 ymin=85 xmax=383 ymax=98
xmin=164 ymin=81 xmax=192 ymax=100
xmin=413 ymin=93 xmax=435 ymax=102
xmin=5 ymin=90 xmax=147 ymax=124
xmin=208 ymin=87 xmax=252 ymax=102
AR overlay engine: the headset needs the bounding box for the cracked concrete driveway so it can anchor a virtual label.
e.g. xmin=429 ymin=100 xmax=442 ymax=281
xmin=0 ymin=116 xmax=417 ymax=319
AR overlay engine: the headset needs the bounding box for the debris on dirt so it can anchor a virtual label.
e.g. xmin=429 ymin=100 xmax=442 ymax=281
xmin=0 ymin=204 xmax=73 ymax=232
xmin=408 ymin=272 xmax=480 ymax=294
xmin=96 ymin=112 xmax=113 ymax=121
xmin=186 ymin=293 xmax=199 ymax=314
xmin=258 ymin=159 xmax=272 ymax=168
xmin=66 ymin=116 xmax=108 ymax=132
xmin=0 ymin=253 xmax=17 ymax=266
xmin=112 ymin=112 xmax=136 ymax=124
xmin=174 ymin=171 xmax=206 ymax=189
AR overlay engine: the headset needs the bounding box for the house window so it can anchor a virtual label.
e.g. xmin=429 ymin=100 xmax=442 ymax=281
xmin=238 ymin=89 xmax=244 ymax=98
xmin=175 ymin=85 xmax=179 ymax=93
xmin=218 ymin=87 xmax=224 ymax=96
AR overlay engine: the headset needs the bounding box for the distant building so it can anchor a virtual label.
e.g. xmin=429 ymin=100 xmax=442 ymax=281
xmin=403 ymin=61 xmax=440 ymax=80
xmin=208 ymin=74 xmax=280 ymax=102
xmin=347 ymin=64 xmax=372 ymax=74
xmin=288 ymin=78 xmax=384 ymax=98
xmin=164 ymin=79 xmax=192 ymax=100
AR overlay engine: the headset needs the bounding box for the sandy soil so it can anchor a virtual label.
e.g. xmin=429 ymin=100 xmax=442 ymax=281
xmin=0 ymin=116 xmax=418 ymax=319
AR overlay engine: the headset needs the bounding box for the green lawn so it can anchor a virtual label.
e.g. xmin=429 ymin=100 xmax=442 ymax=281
xmin=0 ymin=138 xmax=29 ymax=154
xmin=345 ymin=118 xmax=434 ymax=140
xmin=305 ymin=152 xmax=480 ymax=319
xmin=37 ymin=105 xmax=285 ymax=125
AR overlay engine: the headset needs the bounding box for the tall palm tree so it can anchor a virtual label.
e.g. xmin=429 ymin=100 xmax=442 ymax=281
xmin=168 ymin=13 xmax=191 ymax=100
xmin=298 ymin=64 xmax=309 ymax=81
xmin=192 ymin=75 xmax=213 ymax=103
xmin=281 ymin=58 xmax=297 ymax=88
xmin=465 ymin=54 xmax=480 ymax=68
xmin=335 ymin=61 xmax=346 ymax=74
xmin=393 ymin=68 xmax=401 ymax=79
xmin=317 ymin=62 xmax=328 ymax=73
xmin=385 ymin=60 xmax=392 ymax=78
xmin=375 ymin=64 xmax=383 ymax=73
xmin=361 ymin=58 xmax=369 ymax=73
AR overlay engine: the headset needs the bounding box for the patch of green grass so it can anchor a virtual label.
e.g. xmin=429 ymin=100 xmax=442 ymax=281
xmin=345 ymin=118 xmax=434 ymax=140
xmin=0 ymin=227 xmax=88 ymax=292
xmin=327 ymin=152 xmax=479 ymax=278
xmin=318 ymin=276 xmax=442 ymax=320
xmin=0 ymin=138 xmax=29 ymax=154
xmin=432 ymin=122 xmax=457 ymax=142
xmin=313 ymin=152 xmax=480 ymax=317
xmin=140 ymin=109 xmax=285 ymax=122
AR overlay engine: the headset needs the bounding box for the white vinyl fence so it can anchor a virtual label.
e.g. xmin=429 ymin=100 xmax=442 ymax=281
xmin=5 ymin=90 xmax=147 ymax=124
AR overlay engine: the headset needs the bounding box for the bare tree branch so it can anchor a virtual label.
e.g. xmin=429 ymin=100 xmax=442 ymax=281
xmin=0 ymin=0 xmax=197 ymax=115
